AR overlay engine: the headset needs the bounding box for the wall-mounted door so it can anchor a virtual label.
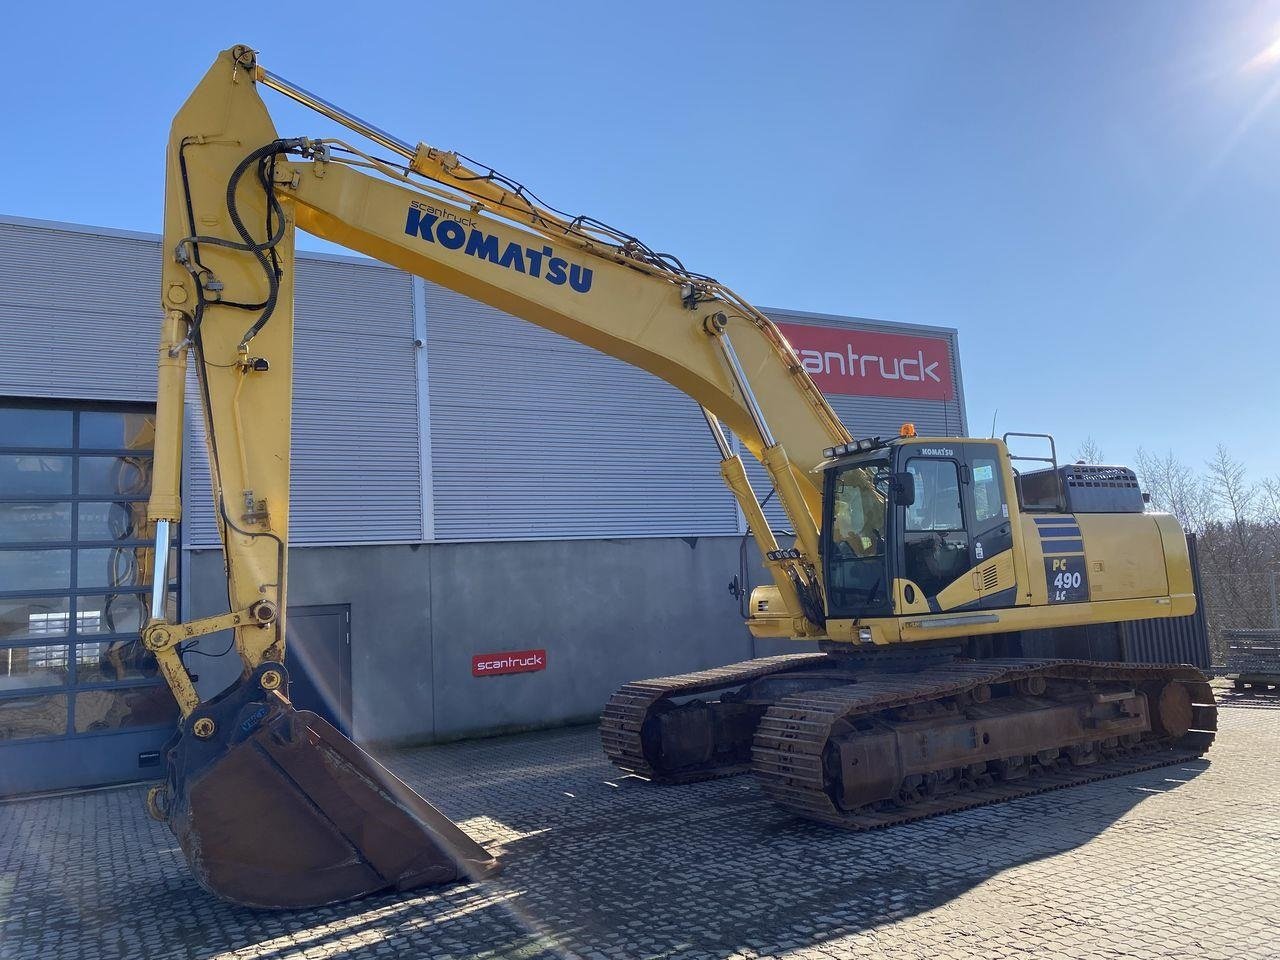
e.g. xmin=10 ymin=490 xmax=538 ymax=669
xmin=285 ymin=604 xmax=352 ymax=737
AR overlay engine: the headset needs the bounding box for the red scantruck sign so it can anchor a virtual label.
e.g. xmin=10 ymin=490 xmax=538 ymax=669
xmin=472 ymin=649 xmax=547 ymax=677
xmin=777 ymin=322 xmax=955 ymax=401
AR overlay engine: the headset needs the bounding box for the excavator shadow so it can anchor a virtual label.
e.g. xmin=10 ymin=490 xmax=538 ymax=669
xmin=4 ymin=725 xmax=1211 ymax=960
xmin=474 ymin=750 xmax=1211 ymax=958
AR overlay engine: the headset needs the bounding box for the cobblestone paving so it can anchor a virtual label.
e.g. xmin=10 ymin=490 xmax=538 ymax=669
xmin=0 ymin=686 xmax=1277 ymax=960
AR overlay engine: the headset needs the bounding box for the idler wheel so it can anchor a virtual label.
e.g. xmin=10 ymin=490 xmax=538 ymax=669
xmin=1151 ymin=681 xmax=1193 ymax=739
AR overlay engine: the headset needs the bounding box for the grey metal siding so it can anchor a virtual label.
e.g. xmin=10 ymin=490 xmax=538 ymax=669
xmin=826 ymin=395 xmax=964 ymax=441
xmin=1 ymin=217 xmax=970 ymax=549
xmin=423 ymin=283 xmax=741 ymax=541
xmin=0 ymin=218 xmax=424 ymax=549
xmin=0 ymin=220 xmax=160 ymax=401
xmin=185 ymin=257 xmax=423 ymax=546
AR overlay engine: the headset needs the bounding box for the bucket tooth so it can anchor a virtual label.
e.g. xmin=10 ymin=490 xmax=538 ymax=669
xmin=156 ymin=664 xmax=496 ymax=909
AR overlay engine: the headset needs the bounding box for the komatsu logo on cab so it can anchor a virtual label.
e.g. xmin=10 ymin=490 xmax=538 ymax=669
xmin=405 ymin=202 xmax=594 ymax=294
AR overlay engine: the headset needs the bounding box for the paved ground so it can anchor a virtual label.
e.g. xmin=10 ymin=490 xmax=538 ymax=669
xmin=0 ymin=685 xmax=1277 ymax=960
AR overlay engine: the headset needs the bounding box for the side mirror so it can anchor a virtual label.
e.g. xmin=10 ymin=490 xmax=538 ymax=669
xmin=888 ymin=472 xmax=916 ymax=507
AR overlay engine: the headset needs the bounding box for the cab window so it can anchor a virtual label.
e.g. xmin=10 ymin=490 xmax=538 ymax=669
xmin=905 ymin=459 xmax=962 ymax=531
xmin=902 ymin=457 xmax=969 ymax=599
xmin=832 ymin=470 xmax=887 ymax=558
xmin=825 ymin=459 xmax=892 ymax=616
xmin=971 ymin=456 xmax=1003 ymax=524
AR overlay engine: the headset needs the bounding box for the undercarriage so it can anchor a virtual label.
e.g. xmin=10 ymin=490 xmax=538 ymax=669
xmin=600 ymin=649 xmax=1216 ymax=827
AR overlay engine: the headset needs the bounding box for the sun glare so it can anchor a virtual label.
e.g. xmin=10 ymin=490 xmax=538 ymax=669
xmin=1242 ymin=28 xmax=1280 ymax=72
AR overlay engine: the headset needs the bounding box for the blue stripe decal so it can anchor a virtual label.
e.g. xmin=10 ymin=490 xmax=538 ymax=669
xmin=1038 ymin=526 xmax=1081 ymax=539
xmin=1034 ymin=516 xmax=1078 ymax=525
xmin=1042 ymin=539 xmax=1084 ymax=554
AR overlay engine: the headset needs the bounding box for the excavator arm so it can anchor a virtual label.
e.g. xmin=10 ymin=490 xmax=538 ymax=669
xmin=143 ymin=45 xmax=849 ymax=908
xmin=139 ymin=44 xmax=1219 ymax=911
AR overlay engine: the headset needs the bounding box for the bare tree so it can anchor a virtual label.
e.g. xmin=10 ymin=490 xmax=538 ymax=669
xmin=1257 ymin=477 xmax=1280 ymax=570
xmin=1073 ymin=437 xmax=1105 ymax=463
xmin=1133 ymin=447 xmax=1212 ymax=531
xmin=1132 ymin=447 xmax=1278 ymax=659
xmin=1259 ymin=478 xmax=1280 ymax=524
xmin=1205 ymin=445 xmax=1256 ymax=555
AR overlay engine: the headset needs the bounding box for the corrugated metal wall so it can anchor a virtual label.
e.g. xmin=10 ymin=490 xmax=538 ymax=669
xmin=184 ymin=257 xmax=423 ymax=547
xmin=423 ymin=282 xmax=741 ymax=541
xmin=0 ymin=217 xmax=969 ymax=549
xmin=0 ymin=220 xmax=159 ymax=401
xmin=0 ymin=219 xmax=425 ymax=549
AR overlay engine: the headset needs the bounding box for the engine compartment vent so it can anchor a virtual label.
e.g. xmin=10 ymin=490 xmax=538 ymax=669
xmin=981 ymin=565 xmax=1000 ymax=591
xmin=1017 ymin=464 xmax=1145 ymax=513
xmin=1060 ymin=464 xmax=1143 ymax=513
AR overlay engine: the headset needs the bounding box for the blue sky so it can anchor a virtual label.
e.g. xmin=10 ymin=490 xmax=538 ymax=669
xmin=3 ymin=1 xmax=1276 ymax=482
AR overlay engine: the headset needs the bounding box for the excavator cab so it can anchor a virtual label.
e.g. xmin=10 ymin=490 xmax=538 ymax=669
xmin=821 ymin=434 xmax=1021 ymax=623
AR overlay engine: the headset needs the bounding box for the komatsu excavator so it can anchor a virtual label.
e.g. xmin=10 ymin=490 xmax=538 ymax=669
xmin=143 ymin=46 xmax=1216 ymax=909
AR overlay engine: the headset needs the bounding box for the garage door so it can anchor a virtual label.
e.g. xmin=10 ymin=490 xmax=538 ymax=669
xmin=0 ymin=400 xmax=179 ymax=795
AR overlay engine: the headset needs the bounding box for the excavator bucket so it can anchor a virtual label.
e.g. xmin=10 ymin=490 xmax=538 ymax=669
xmin=150 ymin=663 xmax=497 ymax=909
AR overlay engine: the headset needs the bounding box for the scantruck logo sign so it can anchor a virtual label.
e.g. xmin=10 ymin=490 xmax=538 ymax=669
xmin=472 ymin=649 xmax=547 ymax=677
xmin=777 ymin=322 xmax=955 ymax=401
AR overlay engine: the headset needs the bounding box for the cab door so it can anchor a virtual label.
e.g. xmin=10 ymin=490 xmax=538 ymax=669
xmin=962 ymin=443 xmax=1017 ymax=608
xmin=900 ymin=453 xmax=970 ymax=609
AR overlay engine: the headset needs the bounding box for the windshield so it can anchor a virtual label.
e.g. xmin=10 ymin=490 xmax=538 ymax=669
xmin=825 ymin=458 xmax=892 ymax=617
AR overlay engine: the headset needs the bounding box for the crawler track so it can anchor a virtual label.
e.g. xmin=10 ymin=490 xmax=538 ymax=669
xmin=599 ymin=653 xmax=828 ymax=783
xmin=752 ymin=658 xmax=1217 ymax=829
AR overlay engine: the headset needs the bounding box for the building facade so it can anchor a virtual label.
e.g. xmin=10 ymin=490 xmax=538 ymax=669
xmin=0 ymin=215 xmax=968 ymax=794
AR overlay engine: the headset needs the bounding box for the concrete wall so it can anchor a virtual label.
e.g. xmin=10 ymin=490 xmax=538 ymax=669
xmin=185 ymin=536 xmax=815 ymax=745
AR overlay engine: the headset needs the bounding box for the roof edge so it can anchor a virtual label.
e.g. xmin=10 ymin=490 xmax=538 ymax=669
xmin=761 ymin=304 xmax=959 ymax=338
xmin=0 ymin=212 xmax=395 ymax=270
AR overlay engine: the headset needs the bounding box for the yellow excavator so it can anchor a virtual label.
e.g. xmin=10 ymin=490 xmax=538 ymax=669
xmin=142 ymin=46 xmax=1216 ymax=908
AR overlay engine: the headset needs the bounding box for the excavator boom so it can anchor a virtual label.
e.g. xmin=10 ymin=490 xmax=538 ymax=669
xmin=143 ymin=45 xmax=1215 ymax=909
xmin=145 ymin=45 xmax=849 ymax=907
